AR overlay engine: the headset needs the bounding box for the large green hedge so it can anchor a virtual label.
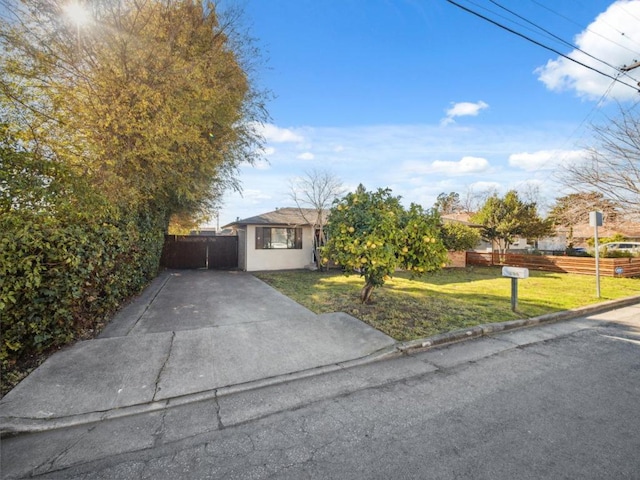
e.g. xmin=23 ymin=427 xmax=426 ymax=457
xmin=1 ymin=132 xmax=165 ymax=369
xmin=0 ymin=208 xmax=164 ymax=367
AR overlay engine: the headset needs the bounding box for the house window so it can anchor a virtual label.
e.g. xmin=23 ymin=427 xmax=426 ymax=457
xmin=255 ymin=227 xmax=303 ymax=249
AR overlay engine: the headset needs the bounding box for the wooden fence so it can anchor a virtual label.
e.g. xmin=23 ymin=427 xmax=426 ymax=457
xmin=466 ymin=252 xmax=640 ymax=278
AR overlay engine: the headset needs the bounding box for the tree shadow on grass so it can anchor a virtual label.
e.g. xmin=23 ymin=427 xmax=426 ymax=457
xmin=392 ymin=267 xmax=571 ymax=286
xmin=331 ymin=288 xmax=567 ymax=342
xmin=255 ymin=268 xmax=639 ymax=342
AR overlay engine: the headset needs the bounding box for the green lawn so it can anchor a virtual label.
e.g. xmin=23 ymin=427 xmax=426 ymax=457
xmin=255 ymin=267 xmax=640 ymax=341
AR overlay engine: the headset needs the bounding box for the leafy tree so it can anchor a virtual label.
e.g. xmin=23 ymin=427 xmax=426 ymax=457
xmin=472 ymin=190 xmax=552 ymax=256
xmin=323 ymin=185 xmax=447 ymax=304
xmin=290 ymin=169 xmax=345 ymax=269
xmin=0 ymin=1 xmax=267 ymax=386
xmin=0 ymin=0 xmax=266 ymax=225
xmin=585 ymin=232 xmax=626 ymax=248
xmin=440 ymin=221 xmax=481 ymax=252
xmin=434 ymin=192 xmax=463 ymax=214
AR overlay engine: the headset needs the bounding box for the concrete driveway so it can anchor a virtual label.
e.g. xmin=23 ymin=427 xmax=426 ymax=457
xmin=0 ymin=270 xmax=395 ymax=432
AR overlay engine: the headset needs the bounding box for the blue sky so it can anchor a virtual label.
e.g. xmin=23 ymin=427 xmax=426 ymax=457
xmin=215 ymin=0 xmax=640 ymax=227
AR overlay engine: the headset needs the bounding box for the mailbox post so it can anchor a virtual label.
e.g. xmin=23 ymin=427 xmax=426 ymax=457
xmin=502 ymin=266 xmax=529 ymax=312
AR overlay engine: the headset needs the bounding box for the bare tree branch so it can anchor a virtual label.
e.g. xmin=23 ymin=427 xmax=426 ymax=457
xmin=289 ymin=168 xmax=345 ymax=268
xmin=559 ymin=104 xmax=640 ymax=219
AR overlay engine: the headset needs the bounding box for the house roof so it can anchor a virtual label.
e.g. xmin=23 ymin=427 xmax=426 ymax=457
xmin=227 ymin=208 xmax=483 ymax=229
xmin=225 ymin=208 xmax=327 ymax=228
xmin=440 ymin=212 xmax=483 ymax=228
xmin=565 ymin=221 xmax=640 ymax=239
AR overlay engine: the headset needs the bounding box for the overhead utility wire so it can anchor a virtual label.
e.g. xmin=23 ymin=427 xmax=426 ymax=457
xmin=465 ymin=0 xmax=596 ymax=55
xmin=446 ymin=0 xmax=640 ymax=93
xmin=512 ymin=75 xmax=620 ymax=189
xmin=618 ymin=3 xmax=640 ymax=24
xmin=528 ymin=0 xmax=640 ymax=55
xmin=488 ymin=0 xmax=634 ymax=80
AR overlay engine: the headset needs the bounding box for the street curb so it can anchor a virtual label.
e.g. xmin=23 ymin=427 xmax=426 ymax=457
xmin=2 ymin=294 xmax=638 ymax=435
xmin=0 ymin=346 xmax=399 ymax=436
xmin=398 ymin=293 xmax=640 ymax=354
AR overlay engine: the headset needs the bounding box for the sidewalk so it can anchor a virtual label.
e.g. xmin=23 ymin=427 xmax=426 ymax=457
xmin=0 ymin=270 xmax=638 ymax=435
xmin=0 ymin=270 xmax=397 ymax=433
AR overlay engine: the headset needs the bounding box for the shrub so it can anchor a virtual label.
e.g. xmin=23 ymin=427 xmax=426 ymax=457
xmin=0 ymin=208 xmax=164 ymax=372
xmin=602 ymin=249 xmax=634 ymax=258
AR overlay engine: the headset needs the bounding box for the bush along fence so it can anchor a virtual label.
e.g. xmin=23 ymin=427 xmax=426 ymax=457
xmin=466 ymin=252 xmax=640 ymax=278
xmin=0 ymin=209 xmax=165 ymax=376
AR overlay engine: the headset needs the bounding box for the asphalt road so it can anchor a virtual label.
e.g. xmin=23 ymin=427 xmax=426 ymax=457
xmin=3 ymin=309 xmax=639 ymax=479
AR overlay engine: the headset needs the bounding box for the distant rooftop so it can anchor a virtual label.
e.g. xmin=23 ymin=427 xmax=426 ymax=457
xmin=440 ymin=212 xmax=482 ymax=227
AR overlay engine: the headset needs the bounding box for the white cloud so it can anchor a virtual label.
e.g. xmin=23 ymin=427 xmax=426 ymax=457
xmin=536 ymin=0 xmax=640 ymax=101
xmin=297 ymin=152 xmax=315 ymax=160
xmin=441 ymin=101 xmax=489 ymax=125
xmin=238 ymin=189 xmax=272 ymax=204
xmin=258 ymin=123 xmax=304 ymax=143
xmin=217 ymin=122 xmax=584 ymax=226
xmin=403 ymin=156 xmax=490 ymax=175
xmin=262 ymin=147 xmax=276 ymax=156
xmin=433 ymin=156 xmax=490 ymax=174
xmin=468 ymin=181 xmax=502 ymax=193
xmin=509 ymin=149 xmax=587 ymax=171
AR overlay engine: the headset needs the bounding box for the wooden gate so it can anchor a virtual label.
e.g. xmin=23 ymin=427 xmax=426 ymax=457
xmin=160 ymin=235 xmax=238 ymax=269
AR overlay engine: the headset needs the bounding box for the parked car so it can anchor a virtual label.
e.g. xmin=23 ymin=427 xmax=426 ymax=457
xmin=567 ymin=246 xmax=590 ymax=257
xmin=599 ymin=242 xmax=640 ymax=253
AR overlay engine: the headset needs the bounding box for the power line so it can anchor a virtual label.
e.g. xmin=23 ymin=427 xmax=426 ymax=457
xmin=487 ymin=0 xmax=633 ymax=80
xmin=508 ymin=77 xmax=618 ymax=199
xmin=462 ymin=0 xmax=566 ymax=44
xmin=446 ymin=0 xmax=640 ymax=93
xmin=618 ymin=3 xmax=640 ymax=24
xmin=528 ymin=0 xmax=640 ymax=56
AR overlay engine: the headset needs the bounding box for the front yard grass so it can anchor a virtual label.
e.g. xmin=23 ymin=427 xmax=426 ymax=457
xmin=255 ymin=267 xmax=640 ymax=341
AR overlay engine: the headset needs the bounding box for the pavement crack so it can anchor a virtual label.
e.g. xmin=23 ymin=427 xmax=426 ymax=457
xmin=152 ymin=407 xmax=169 ymax=448
xmin=153 ymin=331 xmax=176 ymax=401
xmin=33 ymin=424 xmax=98 ymax=476
xmin=213 ymin=389 xmax=225 ymax=429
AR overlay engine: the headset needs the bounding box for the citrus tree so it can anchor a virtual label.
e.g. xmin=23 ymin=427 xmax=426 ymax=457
xmin=322 ymin=185 xmax=448 ymax=303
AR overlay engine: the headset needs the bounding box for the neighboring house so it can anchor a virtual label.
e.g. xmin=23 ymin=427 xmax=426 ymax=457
xmin=225 ymin=208 xmax=325 ymax=272
xmin=529 ymin=221 xmax=640 ymax=252
xmin=537 ymin=233 xmax=568 ymax=251
xmin=502 ymin=220 xmax=640 ymax=252
xmin=567 ymin=221 xmax=640 ymax=247
xmin=434 ymin=213 xmax=640 ymax=254
xmin=442 ymin=212 xmax=571 ymax=252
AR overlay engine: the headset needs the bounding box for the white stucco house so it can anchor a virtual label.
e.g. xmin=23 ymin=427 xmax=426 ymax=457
xmin=225 ymin=208 xmax=325 ymax=272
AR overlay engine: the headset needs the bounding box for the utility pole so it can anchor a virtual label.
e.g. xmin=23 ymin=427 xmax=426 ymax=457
xmin=621 ymin=61 xmax=640 ymax=89
xmin=621 ymin=60 xmax=640 ymax=72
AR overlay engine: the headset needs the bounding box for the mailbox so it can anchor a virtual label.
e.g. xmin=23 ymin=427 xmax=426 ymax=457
xmin=502 ymin=266 xmax=529 ymax=312
xmin=502 ymin=266 xmax=529 ymax=279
